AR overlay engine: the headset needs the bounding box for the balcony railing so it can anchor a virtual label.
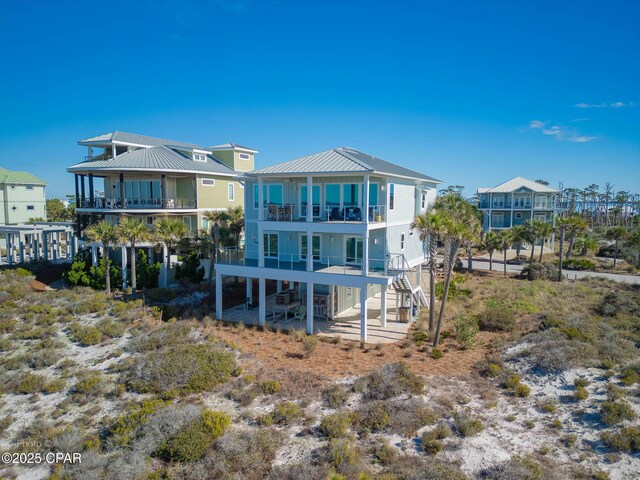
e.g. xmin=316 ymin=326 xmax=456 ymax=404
xmin=261 ymin=204 xmax=387 ymax=223
xmin=84 ymin=155 xmax=113 ymax=162
xmin=78 ymin=198 xmax=196 ymax=209
xmin=217 ymin=247 xmax=406 ymax=277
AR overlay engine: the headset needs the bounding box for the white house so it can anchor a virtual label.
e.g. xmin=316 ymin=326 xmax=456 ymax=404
xmin=215 ymin=147 xmax=442 ymax=341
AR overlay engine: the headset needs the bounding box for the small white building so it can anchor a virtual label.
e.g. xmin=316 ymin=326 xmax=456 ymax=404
xmin=215 ymin=147 xmax=442 ymax=341
xmin=0 ymin=167 xmax=47 ymax=225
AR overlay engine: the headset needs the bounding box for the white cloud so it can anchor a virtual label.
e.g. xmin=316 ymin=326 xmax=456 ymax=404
xmin=574 ymin=101 xmax=637 ymax=108
xmin=543 ymin=126 xmax=564 ymax=135
xmin=567 ymin=135 xmax=598 ymax=143
xmin=529 ymin=120 xmax=547 ymax=129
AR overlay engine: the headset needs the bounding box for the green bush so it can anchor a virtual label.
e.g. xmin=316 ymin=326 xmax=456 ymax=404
xmin=505 ymin=374 xmax=522 ymax=389
xmin=260 ymin=380 xmax=282 ymax=395
xmin=175 ymin=251 xmax=205 ymax=285
xmin=574 ymin=377 xmax=590 ymax=388
xmin=107 ymin=399 xmax=168 ymax=446
xmin=600 ymin=401 xmax=637 ymax=426
xmin=574 ymin=386 xmax=589 ymax=401
xmin=319 ymin=412 xmax=352 ymax=439
xmin=601 ymin=426 xmax=640 ymax=452
xmin=324 ymin=385 xmax=350 ymax=409
xmin=327 ymin=438 xmax=361 ymax=470
xmin=453 ymin=412 xmax=483 ymax=437
xmin=302 ymin=335 xmax=318 ymax=358
xmin=67 ymin=322 xmax=102 ymax=346
xmin=431 ymin=348 xmax=443 ymax=359
xmin=96 ymin=318 xmax=125 ymax=338
xmin=201 ymin=410 xmax=231 ymax=437
xmin=413 ymin=330 xmax=429 ymax=346
xmin=356 ymin=400 xmax=390 ymax=432
xmin=563 ymin=258 xmax=596 ymax=271
xmin=15 ymin=373 xmax=49 ymax=394
xmin=370 ymin=439 xmax=396 ymax=465
xmin=452 ymin=314 xmax=479 ymax=349
xmin=354 ymin=362 xmax=424 ymax=400
xmin=74 ymin=372 xmax=102 ymax=394
xmin=136 ymin=249 xmax=161 ymax=289
xmin=514 ymin=383 xmax=531 ymax=398
xmin=422 ymin=437 xmax=443 ymax=454
xmin=620 ymin=365 xmax=640 ymax=386
xmin=271 ymin=402 xmax=302 ymax=425
xmin=159 ymin=420 xmax=214 ymax=462
xmin=477 ymin=300 xmax=515 ymax=332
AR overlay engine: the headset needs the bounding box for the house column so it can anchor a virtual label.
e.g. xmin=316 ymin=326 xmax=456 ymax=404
xmin=71 ymin=234 xmax=77 ymax=260
xmin=19 ymin=236 xmax=25 ymax=264
xmin=160 ymin=244 xmax=169 ymax=287
xmin=74 ymin=174 xmax=81 ymax=235
xmin=258 ymin=277 xmax=266 ymax=327
xmin=89 ymin=174 xmax=95 ymax=208
xmin=360 ymin=285 xmax=368 ymax=342
xmin=215 ymin=272 xmax=223 ymax=319
xmin=306 ymin=232 xmax=313 ymax=272
xmin=6 ymin=234 xmax=13 ymax=265
xmin=161 ymin=174 xmax=167 ymax=209
xmin=416 ymin=264 xmax=422 ymax=318
xmin=362 ymin=174 xmax=370 ymax=276
xmin=380 ymin=284 xmax=387 ymax=327
xmin=43 ymin=232 xmax=48 ymax=261
xmin=31 ymin=234 xmax=38 ymax=261
xmin=52 ymin=233 xmax=57 ymax=262
xmin=306 ymin=282 xmax=314 ymax=334
xmin=257 ymin=177 xmax=264 ymax=221
xmin=276 ymin=281 xmax=282 ymax=293
xmin=395 ymin=290 xmax=399 ymax=321
xmin=510 ymin=192 xmax=514 ymax=227
xmin=246 ymin=277 xmax=252 ymax=306
xmin=257 ymin=224 xmax=264 ymax=268
xmin=119 ymin=173 xmax=125 ymax=208
xmin=80 ymin=175 xmax=86 ymax=208
xmin=363 ymin=175 xmax=370 ymax=226
xmin=121 ymin=246 xmax=128 ymax=290
xmin=306 ymin=175 xmax=312 ymax=222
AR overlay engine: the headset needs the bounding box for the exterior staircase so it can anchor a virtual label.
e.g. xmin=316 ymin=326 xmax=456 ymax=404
xmin=388 ymin=253 xmax=429 ymax=309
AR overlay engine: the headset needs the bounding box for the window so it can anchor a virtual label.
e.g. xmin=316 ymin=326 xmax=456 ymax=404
xmin=515 ymin=212 xmax=522 ymax=219
xmin=300 ymin=184 xmax=320 ymax=217
xmin=389 ymin=183 xmax=395 ymax=210
xmin=193 ymin=154 xmax=207 ymax=162
xmin=26 ymin=185 xmax=34 ymax=190
xmin=421 ymin=193 xmax=426 ymax=209
xmin=239 ymin=153 xmax=250 ymax=160
xmin=345 ymin=237 xmax=363 ymax=265
xmin=263 ymin=233 xmax=278 ymax=258
xmin=368 ymin=183 xmax=379 ymax=207
xmin=228 ymin=183 xmax=235 ymax=201
xmin=201 ymin=178 xmax=215 ymax=186
xmin=300 ymin=234 xmax=320 ymax=260
xmin=253 ymin=183 xmax=283 ymax=208
xmin=409 ymin=229 xmax=414 ymax=237
xmin=325 ymin=184 xmax=341 ymax=208
xmin=343 ymin=183 xmax=360 ymax=208
xmin=400 ymin=233 xmax=405 ymax=250
xmin=27 ymin=205 xmax=35 ymax=210
xmin=147 ymin=216 xmax=154 ymax=225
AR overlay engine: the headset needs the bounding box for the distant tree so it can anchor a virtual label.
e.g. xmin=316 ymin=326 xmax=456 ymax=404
xmin=46 ymin=199 xmax=66 ymax=221
xmin=116 ymin=217 xmax=151 ymax=293
xmin=535 ymin=179 xmax=550 ymax=186
xmin=481 ymin=231 xmax=501 ymax=272
xmin=562 ymin=215 xmax=588 ymax=259
xmin=496 ymin=229 xmax=513 ymax=277
xmin=154 ymin=217 xmax=189 ymax=286
xmin=85 ymin=221 xmax=118 ymax=295
xmin=626 ymin=230 xmax=640 ymax=268
xmin=606 ymin=226 xmax=628 ymax=267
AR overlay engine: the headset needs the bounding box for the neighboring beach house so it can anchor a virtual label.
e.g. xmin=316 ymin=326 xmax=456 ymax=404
xmin=0 ymin=167 xmax=47 ymax=225
xmin=215 ymin=147 xmax=441 ymax=341
xmin=67 ymin=132 xmax=257 ymax=236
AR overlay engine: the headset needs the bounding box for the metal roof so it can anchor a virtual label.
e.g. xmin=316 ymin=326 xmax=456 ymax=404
xmin=0 ymin=167 xmax=47 ymax=185
xmin=208 ymin=142 xmax=258 ymax=153
xmin=78 ymin=131 xmax=205 ymax=150
xmin=67 ymin=146 xmax=237 ymax=176
xmin=477 ymin=177 xmax=559 ymax=194
xmin=249 ymin=147 xmax=442 ymax=183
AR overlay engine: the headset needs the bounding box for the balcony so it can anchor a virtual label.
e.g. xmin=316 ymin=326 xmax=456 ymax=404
xmin=217 ymin=248 xmax=405 ymax=278
xmin=78 ymin=197 xmax=196 ymax=210
xmin=261 ymin=204 xmax=387 ymax=223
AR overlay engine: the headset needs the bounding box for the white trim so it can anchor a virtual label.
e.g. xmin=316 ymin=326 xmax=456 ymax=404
xmin=228 ymin=183 xmax=235 ymax=201
xmin=344 ymin=235 xmax=363 ymax=265
xmin=238 ymin=152 xmax=250 ymax=160
xmin=68 ymin=167 xmax=236 ymax=177
xmin=201 ymin=178 xmax=215 ymax=186
xmin=263 ymin=232 xmax=279 ymax=258
xmin=299 ymin=183 xmax=321 ymax=218
xmin=299 ymin=233 xmax=321 ymax=261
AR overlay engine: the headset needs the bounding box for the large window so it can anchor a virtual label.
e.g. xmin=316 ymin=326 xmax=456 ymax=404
xmin=343 ymin=183 xmax=360 ymax=207
xmin=263 ymin=233 xmax=279 ymax=258
xmin=369 ymin=183 xmax=378 ymax=206
xmin=325 ymin=184 xmax=341 ymax=208
xmin=389 ymin=183 xmax=395 ymax=210
xmin=300 ymin=185 xmax=320 ymax=217
xmin=254 ymin=184 xmax=283 ymax=208
xmin=345 ymin=237 xmax=363 ymax=265
xmin=116 ymin=179 xmax=162 ymax=203
xmin=300 ymin=234 xmax=320 ymax=260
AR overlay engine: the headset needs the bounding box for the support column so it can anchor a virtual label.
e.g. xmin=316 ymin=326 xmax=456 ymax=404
xmin=121 ymin=246 xmax=128 ymax=290
xmin=380 ymin=285 xmax=387 ymax=327
xmin=246 ymin=277 xmax=252 ymax=306
xmin=258 ymin=278 xmax=266 ymax=327
xmin=32 ymin=235 xmax=38 ymax=261
xmin=161 ymin=174 xmax=167 ymax=209
xmin=362 ymin=231 xmax=370 ymax=276
xmin=306 ymin=175 xmax=312 ymax=222
xmin=306 ymin=232 xmax=313 ymax=272
xmin=71 ymin=234 xmax=77 ymax=260
xmin=91 ymin=244 xmax=98 ymax=268
xmin=360 ymin=285 xmax=368 ymax=342
xmin=409 ymin=289 xmax=414 ymax=321
xmin=276 ymin=280 xmax=282 ymax=293
xmin=52 ymin=234 xmax=57 ymax=262
xmin=306 ymin=282 xmax=314 ymax=334
xmin=363 ymin=174 xmax=370 ymax=226
xmin=416 ymin=264 xmax=422 ymax=318
xmin=215 ymin=272 xmax=223 ymax=319
xmin=43 ymin=232 xmax=49 ymax=261
xmin=119 ymin=173 xmax=125 ymax=208
xmin=160 ymin=244 xmax=169 ymax=287
xmin=257 ymin=177 xmax=264 ymax=221
xmin=395 ymin=291 xmax=399 ymax=321
xmin=74 ymin=174 xmax=81 ymax=235
xmin=80 ymin=175 xmax=86 ymax=208
xmin=7 ymin=234 xmax=13 ymax=265
xmin=257 ymin=224 xmax=265 ymax=268
xmin=89 ymin=173 xmax=95 ymax=208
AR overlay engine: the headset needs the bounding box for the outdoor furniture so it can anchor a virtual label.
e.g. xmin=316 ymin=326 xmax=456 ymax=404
xmin=329 ymin=207 xmax=342 ymax=221
xmin=271 ymin=301 xmax=301 ymax=322
xmin=276 ymin=292 xmax=291 ymax=305
xmin=349 ymin=207 xmax=362 ymax=221
xmin=267 ymin=204 xmax=278 ymax=220
xmin=277 ymin=205 xmax=293 ymax=221
xmin=292 ymin=305 xmax=306 ymax=323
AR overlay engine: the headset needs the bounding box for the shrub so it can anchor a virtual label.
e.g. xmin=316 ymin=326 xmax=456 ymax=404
xmin=319 ymin=412 xmax=352 ymax=439
xmin=324 ymin=385 xmax=350 ymax=409
xmin=620 ymin=365 xmax=640 ymax=386
xmin=574 ymin=377 xmax=590 ymax=388
xmin=136 ymin=249 xmax=161 ymax=289
xmin=413 ymin=330 xmax=429 ymax=346
xmin=201 ymin=410 xmax=231 ymax=437
xmin=514 ymin=383 xmax=531 ymax=398
xmin=67 ymin=322 xmax=102 ymax=346
xmin=477 ymin=300 xmax=515 ymax=332
xmin=431 ymin=348 xmax=443 ymax=359
xmin=96 ymin=318 xmax=125 ymax=338
xmin=107 ymin=399 xmax=168 ymax=446
xmin=453 ymin=314 xmax=479 ymax=349
xmin=601 ymin=426 xmax=640 ymax=453
xmin=505 ymin=374 xmax=522 ymax=389
xmin=520 ymin=263 xmax=556 ymax=281
xmin=485 ymin=363 xmax=502 ymax=378
xmin=44 ymin=378 xmax=66 ymax=394
xmin=354 ymin=362 xmax=424 ymax=400
xmin=126 ymin=342 xmax=236 ymax=394
xmin=453 ymin=411 xmax=484 ymax=437
xmin=574 ymin=386 xmax=589 ymax=401
xmin=174 ymin=251 xmax=205 ymax=285
xmin=479 ymin=456 xmax=545 ymax=480
xmin=327 ymin=438 xmax=361 ymax=470
xmin=74 ymin=372 xmax=102 ymax=394
xmin=159 ymin=420 xmax=213 ymax=462
xmin=600 ymin=401 xmax=637 ymax=426
xmin=271 ymin=402 xmax=302 ymax=425
xmin=370 ymin=439 xmax=396 ymax=465
xmin=356 ymin=400 xmax=390 ymax=432
xmin=563 ymin=258 xmax=596 ymax=271
xmin=15 ymin=373 xmax=49 ymax=394
xmin=302 ymin=335 xmax=318 ymax=358
xmin=388 ymin=398 xmax=438 ymax=437
xmin=260 ymin=380 xmax=282 ymax=395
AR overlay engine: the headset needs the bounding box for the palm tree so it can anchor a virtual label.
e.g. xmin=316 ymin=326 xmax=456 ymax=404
xmin=626 ymin=229 xmax=640 ymax=268
xmin=411 ymin=209 xmax=447 ymax=333
xmin=523 ymin=223 xmax=538 ymax=265
xmin=225 ymin=206 xmax=245 ymax=247
xmin=606 ymin=226 xmax=628 ymax=267
xmin=510 ymin=225 xmax=527 ymax=260
xmin=535 ymin=221 xmax=553 ymax=263
xmin=203 ymin=210 xmax=231 ymax=285
xmin=563 ymin=215 xmax=588 ymax=259
xmin=154 ymin=217 xmax=188 ymax=287
xmin=481 ymin=231 xmax=501 ymax=272
xmin=431 ymin=194 xmax=481 ymax=347
xmin=496 ymin=229 xmax=513 ymax=277
xmin=116 ymin=217 xmax=151 ymax=294
xmin=556 ymin=217 xmax=568 ymax=282
xmin=85 ymin=220 xmax=118 ymax=295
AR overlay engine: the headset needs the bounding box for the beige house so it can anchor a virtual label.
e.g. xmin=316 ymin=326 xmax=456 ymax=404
xmin=67 ymin=132 xmax=257 ymax=236
xmin=0 ymin=167 xmax=47 ymax=225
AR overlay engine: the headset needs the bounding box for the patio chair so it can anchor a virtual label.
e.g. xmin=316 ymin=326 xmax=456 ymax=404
xmin=329 ymin=207 xmax=342 ymax=221
xmin=350 ymin=207 xmax=362 ymax=221
xmin=267 ymin=204 xmax=278 ymax=220
xmin=292 ymin=305 xmax=306 ymax=322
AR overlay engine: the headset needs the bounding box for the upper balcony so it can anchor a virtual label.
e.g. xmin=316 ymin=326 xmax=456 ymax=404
xmin=261 ymin=203 xmax=387 ymax=223
xmin=77 ymin=197 xmax=196 ymax=210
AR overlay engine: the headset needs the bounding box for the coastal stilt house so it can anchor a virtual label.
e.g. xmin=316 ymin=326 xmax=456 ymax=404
xmin=215 ymin=147 xmax=442 ymax=341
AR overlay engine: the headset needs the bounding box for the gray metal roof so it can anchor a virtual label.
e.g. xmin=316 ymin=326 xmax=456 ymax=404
xmin=250 ymin=147 xmax=442 ymax=183
xmin=208 ymin=142 xmax=258 ymax=152
xmin=67 ymin=146 xmax=237 ymax=176
xmin=78 ymin=131 xmax=205 ymax=150
xmin=0 ymin=167 xmax=47 ymax=185
xmin=477 ymin=177 xmax=558 ymax=194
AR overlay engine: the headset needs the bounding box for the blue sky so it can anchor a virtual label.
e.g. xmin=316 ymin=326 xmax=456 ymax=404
xmin=0 ymin=0 xmax=638 ymax=199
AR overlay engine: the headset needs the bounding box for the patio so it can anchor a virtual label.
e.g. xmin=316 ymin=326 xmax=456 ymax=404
xmin=220 ymin=288 xmax=410 ymax=344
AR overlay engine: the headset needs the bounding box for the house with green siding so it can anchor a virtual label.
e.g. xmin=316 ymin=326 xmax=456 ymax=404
xmin=0 ymin=167 xmax=47 ymax=226
xmin=215 ymin=147 xmax=441 ymax=341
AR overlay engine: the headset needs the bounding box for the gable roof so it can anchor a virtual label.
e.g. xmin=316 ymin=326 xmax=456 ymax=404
xmin=78 ymin=131 xmax=205 ymax=150
xmin=249 ymin=147 xmax=441 ymax=183
xmin=208 ymin=143 xmax=258 ymax=153
xmin=0 ymin=167 xmax=47 ymax=185
xmin=67 ymin=146 xmax=237 ymax=176
xmin=477 ymin=176 xmax=558 ymax=194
